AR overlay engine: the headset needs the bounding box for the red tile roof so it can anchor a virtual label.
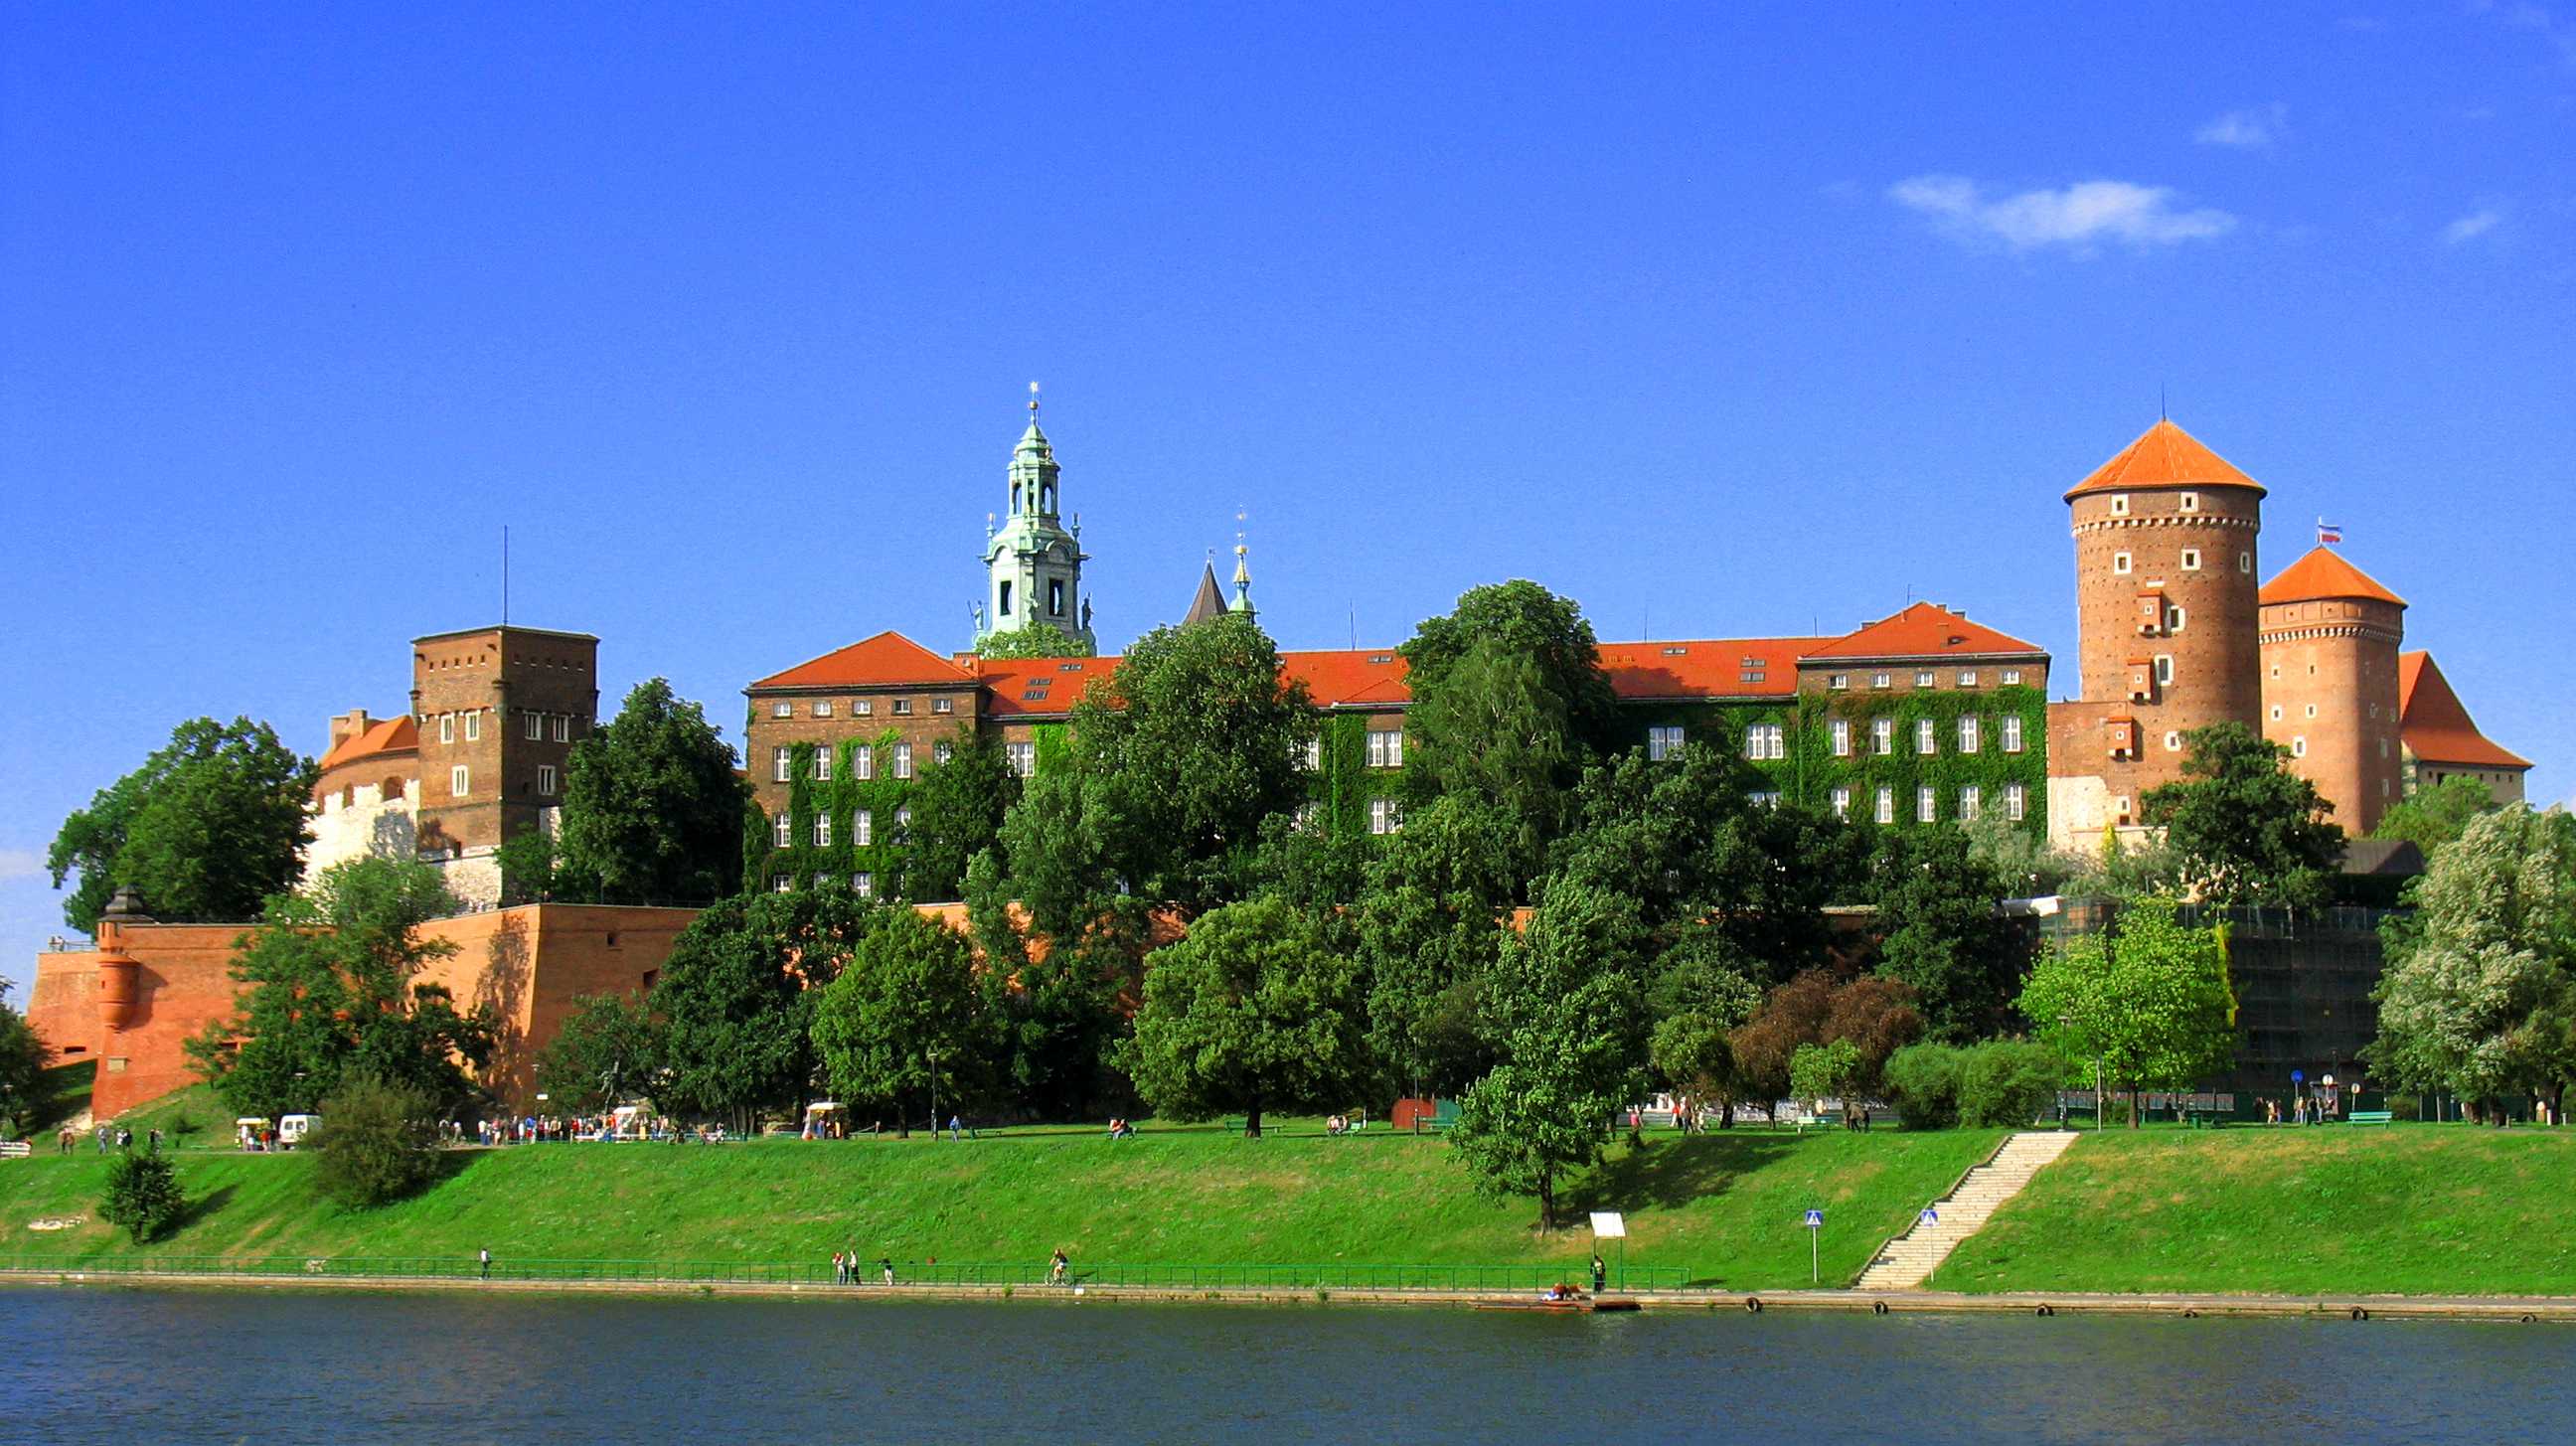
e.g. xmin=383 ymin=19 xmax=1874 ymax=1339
xmin=2066 ymin=419 xmax=2267 ymax=501
xmin=316 ymin=715 xmax=417 ymax=773
xmin=749 ymin=631 xmax=977 ymax=691
xmin=1281 ymin=649 xmax=1411 ymax=708
xmin=1799 ymin=602 xmax=2046 ymax=661
xmin=2398 ymin=652 xmax=2530 ymax=771
xmin=1596 ymin=639 xmax=1824 ymax=700
xmin=2259 ymin=547 xmax=2406 ymax=607
xmin=971 ymin=655 xmax=1121 ymax=719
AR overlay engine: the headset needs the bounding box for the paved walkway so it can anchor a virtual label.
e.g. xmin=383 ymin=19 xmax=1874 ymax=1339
xmin=1856 ymin=1130 xmax=2078 ymax=1290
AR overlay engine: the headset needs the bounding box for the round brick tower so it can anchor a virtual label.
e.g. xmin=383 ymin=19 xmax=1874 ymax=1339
xmin=2065 ymin=420 xmax=2265 ymax=812
xmin=2258 ymin=547 xmax=2405 ymax=834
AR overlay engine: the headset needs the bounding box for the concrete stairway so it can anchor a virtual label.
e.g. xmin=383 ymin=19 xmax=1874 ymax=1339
xmin=1854 ymin=1130 xmax=2080 ymax=1290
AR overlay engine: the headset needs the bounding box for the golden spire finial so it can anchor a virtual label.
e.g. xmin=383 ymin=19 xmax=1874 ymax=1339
xmin=1029 ymin=380 xmax=1041 ymax=420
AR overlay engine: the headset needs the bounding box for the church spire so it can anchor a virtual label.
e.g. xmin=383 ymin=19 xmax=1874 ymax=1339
xmin=1228 ymin=508 xmax=1257 ymax=619
xmin=976 ymin=387 xmax=1094 ymax=651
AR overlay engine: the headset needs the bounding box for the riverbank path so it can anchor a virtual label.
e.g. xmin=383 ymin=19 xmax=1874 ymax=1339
xmin=1856 ymin=1130 xmax=2079 ymax=1290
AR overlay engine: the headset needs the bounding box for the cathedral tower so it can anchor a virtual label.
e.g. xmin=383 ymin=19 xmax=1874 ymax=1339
xmin=976 ymin=388 xmax=1096 ymax=651
xmin=2258 ymin=546 xmax=2404 ymax=833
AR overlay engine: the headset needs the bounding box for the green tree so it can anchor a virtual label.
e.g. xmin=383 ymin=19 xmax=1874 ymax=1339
xmin=2370 ymin=776 xmax=2505 ymax=856
xmin=811 ymin=907 xmax=992 ymax=1129
xmin=1447 ymin=879 xmax=1650 ymax=1227
xmin=49 ymin=717 xmax=316 ymax=931
xmin=534 ymin=992 xmax=660 ymax=1113
xmin=1867 ymin=827 xmax=2032 ymax=1042
xmin=2141 ymin=723 xmax=2344 ymax=907
xmin=897 ymin=728 xmax=1019 ymax=902
xmin=309 ymin=1074 xmax=443 ymax=1208
xmin=494 ymin=827 xmax=561 ymax=903
xmin=1399 ymin=641 xmax=1581 ymax=894
xmin=966 ymin=847 xmax=1123 ymax=1121
xmin=101 ymin=1150 xmax=186 ymax=1243
xmin=2020 ymin=899 xmax=2237 ymax=1127
xmin=187 ymin=858 xmax=495 ymax=1120
xmin=0 ymin=983 xmax=57 ymax=1137
xmin=1956 ymin=1041 xmax=2068 ymax=1128
xmin=1121 ymin=897 xmax=1368 ymax=1137
xmin=1727 ymin=969 xmax=1924 ymax=1105
xmin=1645 ymin=927 xmax=1764 ymax=1125
xmin=1399 ymin=579 xmax=1622 ymax=754
xmin=1789 ymin=1039 xmax=1864 ymax=1111
xmin=972 ymin=621 xmax=1096 ymax=659
xmin=2369 ymin=807 xmax=2576 ymax=1122
xmin=647 ymin=887 xmax=872 ymax=1132
xmin=1882 ymin=1043 xmax=1968 ymax=1130
xmin=557 ymin=679 xmax=749 ymax=905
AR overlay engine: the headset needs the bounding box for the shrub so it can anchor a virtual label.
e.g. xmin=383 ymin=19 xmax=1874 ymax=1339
xmin=101 ymin=1151 xmax=185 ymax=1242
xmin=1959 ymin=1041 xmax=2069 ymax=1128
xmin=310 ymin=1075 xmax=443 ymax=1208
xmin=1882 ymin=1043 xmax=1969 ymax=1130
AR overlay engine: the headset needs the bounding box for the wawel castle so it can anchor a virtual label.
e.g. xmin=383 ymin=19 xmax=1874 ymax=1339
xmin=301 ymin=407 xmax=2531 ymax=908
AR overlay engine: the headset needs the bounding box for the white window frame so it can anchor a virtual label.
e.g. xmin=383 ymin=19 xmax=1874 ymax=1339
xmin=554 ymin=716 xmax=569 ymax=742
xmin=2168 ymin=604 xmax=2186 ymax=634
xmin=1301 ymin=736 xmax=1323 ymax=770
xmin=1649 ymin=724 xmax=1686 ymax=762
xmin=1915 ymin=719 xmax=1937 ymax=755
xmin=2110 ymin=494 xmax=2130 ymax=516
xmin=2238 ymin=552 xmax=2252 ymax=573
xmin=856 ymin=745 xmax=875 ymax=781
xmin=892 ymin=741 xmax=913 ymax=780
xmin=2178 ymin=491 xmax=2199 ymax=514
xmin=935 ymin=697 xmax=954 ymax=715
xmin=814 ymin=748 xmax=833 ymax=782
xmin=1958 ymin=670 xmax=1979 ymax=688
xmin=1916 ymin=786 xmax=1937 ymax=824
xmin=814 ymin=700 xmax=833 ymax=718
xmin=855 ymin=699 xmax=874 ymax=717
xmin=773 ymin=813 xmax=792 ymax=848
xmin=855 ymin=810 xmax=874 ymax=846
xmin=1829 ymin=719 xmax=1851 ymax=757
xmin=1871 ymin=672 xmax=1891 ymax=690
xmin=772 ymin=746 xmax=792 ymax=783
xmin=772 ymin=874 xmax=792 ymax=892
xmin=1368 ymin=797 xmax=1402 ymax=835
xmin=2002 ymin=716 xmax=2024 ymax=753
xmin=2179 ymin=548 xmax=2201 ymax=571
xmin=892 ymin=699 xmax=913 ymax=717
xmin=853 ymin=873 xmax=875 ymax=899
xmin=439 ymin=715 xmax=455 ymax=744
xmin=771 ymin=702 xmax=793 ymax=719
xmin=1959 ymin=716 xmax=1980 ymax=754
xmin=814 ymin=815 xmax=833 ymax=848
xmin=893 ymin=806 xmax=912 ymax=834
xmin=1960 ymin=785 xmax=1981 ymax=822
xmin=1872 ymin=719 xmax=1894 ymax=755
xmin=2292 ymin=736 xmax=2308 ymax=758
xmin=450 ymin=764 xmax=469 ymax=797
xmin=2113 ymin=552 xmax=2133 ymax=575
xmin=538 ymin=764 xmax=557 ymax=795
xmin=1007 ymin=741 xmax=1035 ymax=777
xmin=1829 ymin=674 xmax=1849 ymax=691
xmin=1368 ymin=729 xmax=1404 ymax=768
xmin=935 ymin=739 xmax=955 ymax=765
xmin=2006 ymin=782 xmax=2026 ymax=822
xmin=464 ymin=712 xmax=482 ymax=742
xmin=2165 ymin=730 xmax=2182 ymax=751
xmin=2154 ymin=654 xmax=2174 ymax=687
xmin=525 ymin=714 xmax=543 ymax=740
xmin=2002 ymin=669 xmax=2022 ymax=686
xmin=1874 ymin=787 xmax=1894 ymax=825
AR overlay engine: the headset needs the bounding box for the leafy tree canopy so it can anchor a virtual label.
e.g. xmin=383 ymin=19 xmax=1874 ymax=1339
xmin=187 ymin=858 xmax=494 ymax=1120
xmin=1727 ymin=968 xmax=1923 ymax=1104
xmin=1398 ymin=640 xmax=1581 ymax=891
xmin=1354 ymin=796 xmax=1522 ymax=1098
xmin=557 ymin=679 xmax=749 ymax=905
xmin=811 ymin=906 xmax=993 ymax=1127
xmin=646 ymin=886 xmax=875 ymax=1131
xmin=2141 ymin=723 xmax=2344 ymax=907
xmin=897 ymin=728 xmax=1020 ymax=903
xmin=534 ymin=992 xmax=661 ymax=1114
xmin=1867 ymin=826 xmax=2032 ymax=1043
xmin=2370 ymin=775 xmax=2506 ymax=856
xmin=49 ymin=717 xmax=316 ymax=931
xmin=1399 ymin=579 xmax=1621 ymax=754
xmin=310 ymin=1074 xmax=444 ymax=1208
xmin=0 ymin=983 xmax=56 ymax=1137
xmin=1120 ymin=896 xmax=1368 ymax=1137
xmin=972 ymin=622 xmax=1096 ymax=659
xmin=2020 ymin=898 xmax=2237 ymax=1126
xmin=2369 ymin=806 xmax=2576 ymax=1115
xmin=101 ymin=1151 xmax=185 ymax=1243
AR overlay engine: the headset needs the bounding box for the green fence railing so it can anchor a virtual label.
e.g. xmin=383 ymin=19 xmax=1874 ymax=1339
xmin=0 ymin=1254 xmax=1692 ymax=1293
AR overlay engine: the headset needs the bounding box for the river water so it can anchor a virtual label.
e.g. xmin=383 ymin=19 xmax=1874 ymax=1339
xmin=3 ymin=1288 xmax=2566 ymax=1443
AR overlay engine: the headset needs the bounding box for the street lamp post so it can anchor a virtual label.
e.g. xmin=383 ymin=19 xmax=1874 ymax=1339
xmin=928 ymin=1049 xmax=940 ymax=1141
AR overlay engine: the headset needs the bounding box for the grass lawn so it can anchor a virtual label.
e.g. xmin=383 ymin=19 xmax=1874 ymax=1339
xmin=1940 ymin=1124 xmax=2576 ymax=1297
xmin=0 ymin=1121 xmax=2002 ymax=1290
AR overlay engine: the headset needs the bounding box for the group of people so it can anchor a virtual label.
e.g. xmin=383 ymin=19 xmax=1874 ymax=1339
xmin=1103 ymin=1118 xmax=1136 ymax=1139
xmin=831 ymin=1250 xmax=896 ymax=1286
xmin=65 ymin=1125 xmax=156 ymax=1154
xmin=1325 ymin=1112 xmax=1368 ymax=1135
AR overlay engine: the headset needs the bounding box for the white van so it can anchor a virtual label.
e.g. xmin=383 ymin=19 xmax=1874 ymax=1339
xmin=278 ymin=1114 xmax=321 ymax=1149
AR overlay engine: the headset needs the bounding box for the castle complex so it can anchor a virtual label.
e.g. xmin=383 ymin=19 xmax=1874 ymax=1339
xmin=25 ymin=406 xmax=2539 ymax=1117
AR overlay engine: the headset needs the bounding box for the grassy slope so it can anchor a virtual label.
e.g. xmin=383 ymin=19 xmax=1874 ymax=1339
xmin=1942 ymin=1126 xmax=2576 ymax=1296
xmin=0 ymin=1124 xmax=2001 ymax=1290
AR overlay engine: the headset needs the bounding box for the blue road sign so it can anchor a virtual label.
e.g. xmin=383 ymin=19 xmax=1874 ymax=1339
xmin=1804 ymin=1208 xmax=1825 ymax=1228
xmin=1920 ymin=1207 xmax=1939 ymax=1225
xmin=2292 ymin=1069 xmax=2305 ymax=1083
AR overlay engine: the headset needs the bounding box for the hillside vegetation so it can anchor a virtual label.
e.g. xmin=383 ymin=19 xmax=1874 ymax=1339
xmin=1941 ymin=1126 xmax=2576 ymax=1296
xmin=0 ymin=1123 xmax=2001 ymax=1290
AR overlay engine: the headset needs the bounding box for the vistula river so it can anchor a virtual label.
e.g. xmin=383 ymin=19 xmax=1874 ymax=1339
xmin=3 ymin=1288 xmax=2568 ymax=1443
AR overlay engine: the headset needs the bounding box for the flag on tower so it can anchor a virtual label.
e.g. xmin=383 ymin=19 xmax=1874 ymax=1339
xmin=2317 ymin=518 xmax=2343 ymax=546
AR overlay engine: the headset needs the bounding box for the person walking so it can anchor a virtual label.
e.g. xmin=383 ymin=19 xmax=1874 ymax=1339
xmin=1048 ymin=1248 xmax=1068 ymax=1287
xmin=880 ymin=1256 xmax=894 ymax=1287
xmin=479 ymin=1247 xmax=492 ymax=1281
xmin=1591 ymin=1254 xmax=1607 ymax=1294
xmin=832 ymin=1250 xmax=846 ymax=1285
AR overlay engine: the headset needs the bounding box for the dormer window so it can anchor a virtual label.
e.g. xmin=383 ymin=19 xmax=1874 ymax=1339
xmin=2110 ymin=495 xmax=2130 ymax=517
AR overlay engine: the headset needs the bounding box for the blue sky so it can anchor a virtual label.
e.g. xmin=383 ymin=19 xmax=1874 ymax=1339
xmin=5 ymin=4 xmax=2571 ymax=993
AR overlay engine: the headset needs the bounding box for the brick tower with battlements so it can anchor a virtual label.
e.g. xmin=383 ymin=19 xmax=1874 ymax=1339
xmin=2257 ymin=546 xmax=2405 ymax=835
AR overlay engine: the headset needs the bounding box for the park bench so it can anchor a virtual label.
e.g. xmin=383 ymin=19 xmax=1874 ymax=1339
xmin=2183 ymin=1110 xmax=2227 ymax=1130
xmin=0 ymin=1142 xmax=29 ymax=1160
xmin=2349 ymin=1110 xmax=2394 ymax=1127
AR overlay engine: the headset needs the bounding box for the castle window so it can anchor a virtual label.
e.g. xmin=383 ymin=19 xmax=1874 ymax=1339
xmin=773 ymin=874 xmax=792 ymax=892
xmin=999 ymin=581 xmax=1014 ymax=617
xmin=1914 ymin=670 xmax=1936 ymax=688
xmin=538 ymin=765 xmax=557 ymax=796
xmin=1049 ymin=579 xmax=1065 ymax=616
xmin=439 ymin=715 xmax=455 ymax=744
xmin=1042 ymin=483 xmax=1055 ymax=513
xmin=1744 ymin=723 xmax=1784 ymax=761
xmin=1368 ymin=797 xmax=1403 ymax=835
xmin=1007 ymin=741 xmax=1036 ymax=776
xmin=2154 ymin=655 xmax=2174 ymax=687
xmin=856 ymin=810 xmax=874 ymax=846
xmin=893 ymin=699 xmax=913 ymax=717
xmin=2179 ymin=549 xmax=2201 ymax=571
xmin=2165 ymin=731 xmax=2182 ymax=751
xmin=935 ymin=697 xmax=954 ymax=715
xmin=814 ymin=701 xmax=833 ymax=718
xmin=773 ymin=813 xmax=792 ymax=848
xmin=1830 ymin=720 xmax=1852 ymax=757
xmin=814 ymin=815 xmax=832 ymax=848
xmin=2238 ymin=552 xmax=2252 ymax=573
xmin=1958 ymin=716 xmax=1980 ymax=753
xmin=2168 ymin=605 xmax=2186 ymax=633
xmin=856 ymin=700 xmax=874 ymax=717
xmin=1367 ymin=729 xmax=1404 ymax=768
xmin=557 ymin=716 xmax=572 ymax=742
xmin=2114 ymin=795 xmax=2132 ymax=821
xmin=525 ymin=714 xmax=543 ymax=740
xmin=1830 ymin=674 xmax=1849 ymax=691
xmin=1300 ymin=737 xmax=1322 ymax=770
xmin=2292 ymin=736 xmax=2308 ymax=758
xmin=2306 ymin=704 xmax=2318 ymax=719
xmin=2270 ymin=705 xmax=2284 ymax=722
xmin=1874 ymin=787 xmax=1895 ymax=825
xmin=1959 ymin=785 xmax=1981 ymax=822
xmin=1915 ymin=719 xmax=1937 ymax=755
xmin=2113 ymin=552 xmax=2133 ymax=575
xmin=450 ymin=764 xmax=469 ymax=797
xmin=892 ymin=742 xmax=913 ymax=779
xmin=935 ymin=739 xmax=955 ymax=765
xmin=1871 ymin=672 xmax=1891 ymax=690
xmin=2002 ymin=716 xmax=2023 ymax=752
xmin=1750 ymin=791 xmax=1781 ymax=809
xmin=1959 ymin=670 xmax=1979 ymax=688
xmin=1650 ymin=724 xmax=1687 ymax=761
xmin=2178 ymin=492 xmax=2199 ymax=514
xmin=341 ymin=784 xmax=356 ymax=809
xmin=894 ymin=806 xmax=912 ymax=834
xmin=853 ymin=873 xmax=875 ymax=898
xmin=772 ymin=702 xmax=792 ymax=719
xmin=772 ymin=747 xmax=792 ymax=783
xmin=856 ymin=745 xmax=875 ymax=780
xmin=1872 ymin=719 xmax=1894 ymax=755
xmin=2110 ymin=495 xmax=2130 ymax=516
xmin=465 ymin=712 xmax=482 ymax=742
xmin=1916 ymin=787 xmax=1937 ymax=824
xmin=2002 ymin=669 xmax=2022 ymax=686
xmin=385 ymin=777 xmax=404 ymax=801
xmin=1831 ymin=786 xmax=1852 ymax=819
xmin=2006 ymin=783 xmax=2026 ymax=822
xmin=814 ymin=748 xmax=833 ymax=782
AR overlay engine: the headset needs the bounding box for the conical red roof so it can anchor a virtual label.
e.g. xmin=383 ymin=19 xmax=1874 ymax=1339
xmin=2259 ymin=547 xmax=2406 ymax=607
xmin=2398 ymin=653 xmax=2530 ymax=770
xmin=2066 ymin=419 xmax=2266 ymax=501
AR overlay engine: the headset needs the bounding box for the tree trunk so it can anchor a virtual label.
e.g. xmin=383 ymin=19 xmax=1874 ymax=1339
xmin=1244 ymin=1101 xmax=1262 ymax=1139
xmin=2127 ymin=1085 xmax=2141 ymax=1129
xmin=1536 ymin=1172 xmax=1555 ymax=1232
xmin=1719 ymin=1098 xmax=1735 ymax=1130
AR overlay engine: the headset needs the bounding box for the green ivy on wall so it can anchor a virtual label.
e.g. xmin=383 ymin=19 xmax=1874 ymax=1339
xmin=744 ymin=728 xmax=919 ymax=891
xmin=1305 ymin=714 xmax=1403 ymax=843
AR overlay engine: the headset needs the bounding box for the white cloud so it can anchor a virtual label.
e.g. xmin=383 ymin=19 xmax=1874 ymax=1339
xmin=2442 ymin=208 xmax=2504 ymax=242
xmin=0 ymin=850 xmax=45 ymax=884
xmin=1888 ymin=175 xmax=2237 ymax=252
xmin=2196 ymin=104 xmax=2288 ymax=148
